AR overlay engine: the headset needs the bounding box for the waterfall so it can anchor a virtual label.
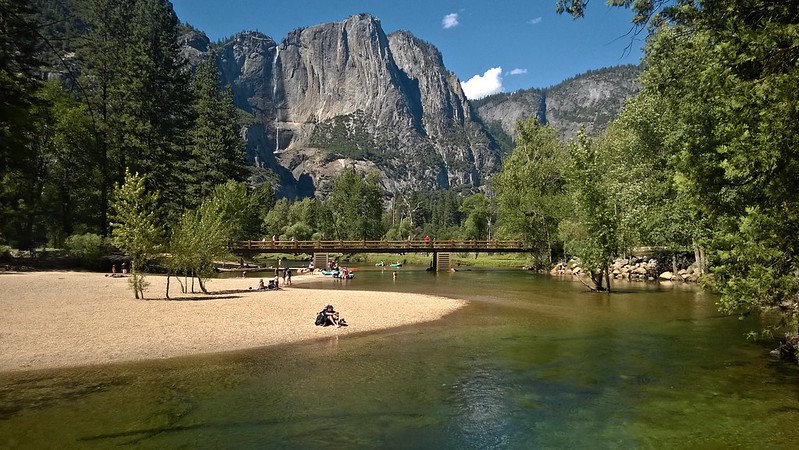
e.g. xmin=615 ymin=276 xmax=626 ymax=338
xmin=272 ymin=45 xmax=281 ymax=154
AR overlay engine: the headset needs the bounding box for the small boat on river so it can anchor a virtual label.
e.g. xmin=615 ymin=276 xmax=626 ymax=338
xmin=321 ymin=269 xmax=355 ymax=279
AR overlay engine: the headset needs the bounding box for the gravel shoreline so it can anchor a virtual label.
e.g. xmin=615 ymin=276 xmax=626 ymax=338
xmin=0 ymin=271 xmax=465 ymax=373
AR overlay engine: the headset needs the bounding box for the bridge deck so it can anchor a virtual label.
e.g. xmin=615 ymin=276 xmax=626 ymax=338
xmin=229 ymin=240 xmax=528 ymax=254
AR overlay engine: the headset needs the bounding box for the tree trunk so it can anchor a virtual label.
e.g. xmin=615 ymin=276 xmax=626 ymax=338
xmin=693 ymin=243 xmax=709 ymax=276
xmin=604 ymin=265 xmax=611 ymax=293
xmin=198 ymin=276 xmax=209 ymax=294
xmin=165 ymin=274 xmax=170 ymax=299
xmin=132 ymin=260 xmax=140 ymax=299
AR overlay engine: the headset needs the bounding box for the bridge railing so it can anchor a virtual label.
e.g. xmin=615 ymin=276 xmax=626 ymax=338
xmin=228 ymin=239 xmax=524 ymax=252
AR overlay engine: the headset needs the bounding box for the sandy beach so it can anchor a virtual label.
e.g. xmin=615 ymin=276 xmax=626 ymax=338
xmin=0 ymin=271 xmax=465 ymax=373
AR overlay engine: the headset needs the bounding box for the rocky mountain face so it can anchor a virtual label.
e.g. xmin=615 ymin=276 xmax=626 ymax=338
xmin=181 ymin=15 xmax=639 ymax=199
xmin=474 ymin=65 xmax=641 ymax=145
xmin=183 ymin=14 xmax=500 ymax=198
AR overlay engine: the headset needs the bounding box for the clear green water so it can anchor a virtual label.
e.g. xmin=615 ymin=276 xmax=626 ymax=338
xmin=2 ymin=269 xmax=798 ymax=449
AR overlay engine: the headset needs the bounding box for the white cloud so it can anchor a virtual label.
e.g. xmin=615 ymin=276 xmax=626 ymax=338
xmin=461 ymin=67 xmax=503 ymax=100
xmin=442 ymin=13 xmax=459 ymax=29
xmin=527 ymin=17 xmax=542 ymax=25
xmin=509 ymin=68 xmax=527 ymax=76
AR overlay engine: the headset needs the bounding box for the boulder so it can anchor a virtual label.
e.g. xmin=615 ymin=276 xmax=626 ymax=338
xmin=659 ymin=271 xmax=674 ymax=280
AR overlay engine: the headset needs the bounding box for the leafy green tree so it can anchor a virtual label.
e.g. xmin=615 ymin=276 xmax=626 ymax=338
xmin=79 ymin=0 xmax=133 ymax=232
xmin=384 ymin=218 xmax=412 ymax=241
xmin=264 ymin=198 xmax=290 ymax=239
xmin=559 ymin=131 xmax=618 ymax=292
xmin=121 ymin=0 xmax=192 ymax=218
xmin=109 ymin=169 xmax=163 ymax=299
xmin=560 ymin=0 xmax=799 ymax=349
xmin=460 ymin=193 xmax=492 ymax=241
xmin=203 ymin=180 xmax=255 ymax=241
xmin=493 ymin=118 xmax=567 ymax=261
xmin=167 ymin=197 xmax=227 ymax=296
xmin=285 ymin=198 xmax=326 ymax=240
xmin=37 ymin=81 xmax=102 ymax=246
xmin=326 ymin=169 xmax=385 ymax=240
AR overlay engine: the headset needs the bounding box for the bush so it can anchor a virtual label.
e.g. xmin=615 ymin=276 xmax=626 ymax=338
xmin=64 ymin=233 xmax=108 ymax=261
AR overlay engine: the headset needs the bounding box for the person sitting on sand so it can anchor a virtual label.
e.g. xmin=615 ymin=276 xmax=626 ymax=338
xmin=256 ymin=279 xmax=265 ymax=290
xmin=267 ymin=279 xmax=276 ymax=290
xmin=320 ymin=304 xmax=347 ymax=327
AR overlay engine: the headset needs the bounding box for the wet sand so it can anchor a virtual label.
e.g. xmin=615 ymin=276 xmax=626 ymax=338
xmin=0 ymin=271 xmax=465 ymax=373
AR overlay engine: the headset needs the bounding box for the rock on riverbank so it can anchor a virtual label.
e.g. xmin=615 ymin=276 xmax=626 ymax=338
xmin=550 ymin=255 xmax=701 ymax=282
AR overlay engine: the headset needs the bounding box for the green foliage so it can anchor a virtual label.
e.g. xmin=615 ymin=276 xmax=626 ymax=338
xmin=64 ymin=233 xmax=107 ymax=261
xmin=309 ymin=111 xmax=388 ymax=162
xmin=187 ymin=54 xmax=246 ymax=204
xmin=493 ymin=118 xmax=567 ymax=259
xmin=459 ymin=194 xmax=492 ymax=240
xmin=204 ymin=180 xmax=255 ymax=241
xmin=167 ymin=197 xmax=228 ymax=294
xmin=563 ymin=0 xmax=799 ymax=340
xmin=109 ymin=169 xmax=163 ymax=298
xmin=36 ymin=81 xmax=102 ymax=247
xmin=559 ymin=131 xmax=618 ymax=291
xmin=264 ymin=198 xmax=290 ymax=238
xmin=0 ymin=0 xmax=44 ymax=248
xmin=634 ymin=3 xmax=799 ymax=339
xmin=326 ymin=169 xmax=385 ymax=240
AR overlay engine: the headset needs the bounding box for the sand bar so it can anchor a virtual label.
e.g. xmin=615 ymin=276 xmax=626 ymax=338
xmin=0 ymin=271 xmax=465 ymax=373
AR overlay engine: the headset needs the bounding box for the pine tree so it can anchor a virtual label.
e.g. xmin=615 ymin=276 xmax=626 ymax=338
xmin=120 ymin=0 xmax=191 ymax=220
xmin=81 ymin=0 xmax=192 ymax=228
xmin=187 ymin=54 xmax=246 ymax=205
xmin=0 ymin=0 xmax=45 ymax=248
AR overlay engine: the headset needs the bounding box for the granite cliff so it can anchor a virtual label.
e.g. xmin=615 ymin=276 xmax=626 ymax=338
xmin=183 ymin=14 xmax=500 ymax=198
xmin=473 ymin=65 xmax=641 ymax=148
xmin=181 ymin=16 xmax=640 ymax=198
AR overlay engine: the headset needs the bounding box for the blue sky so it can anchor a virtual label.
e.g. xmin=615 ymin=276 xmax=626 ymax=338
xmin=171 ymin=0 xmax=644 ymax=98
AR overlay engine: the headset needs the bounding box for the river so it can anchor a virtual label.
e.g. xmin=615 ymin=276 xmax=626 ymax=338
xmin=1 ymin=268 xmax=798 ymax=448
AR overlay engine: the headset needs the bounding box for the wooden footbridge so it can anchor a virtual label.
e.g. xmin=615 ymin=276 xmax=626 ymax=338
xmin=228 ymin=239 xmax=530 ymax=271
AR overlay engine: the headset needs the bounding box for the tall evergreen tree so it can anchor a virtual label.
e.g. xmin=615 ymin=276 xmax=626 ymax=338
xmin=81 ymin=0 xmax=192 ymax=228
xmin=187 ymin=53 xmax=246 ymax=205
xmin=120 ymin=0 xmax=191 ymax=220
xmin=79 ymin=0 xmax=132 ymax=233
xmin=0 ymin=0 xmax=44 ymax=247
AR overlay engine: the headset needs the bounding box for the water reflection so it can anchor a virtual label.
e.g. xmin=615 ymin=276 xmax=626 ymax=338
xmin=1 ymin=269 xmax=798 ymax=448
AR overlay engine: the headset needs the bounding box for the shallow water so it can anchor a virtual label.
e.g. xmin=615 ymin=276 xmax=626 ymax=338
xmin=2 ymin=268 xmax=798 ymax=448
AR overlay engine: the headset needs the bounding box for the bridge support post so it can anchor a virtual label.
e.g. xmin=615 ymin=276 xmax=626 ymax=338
xmin=435 ymin=252 xmax=451 ymax=272
xmin=313 ymin=253 xmax=329 ymax=270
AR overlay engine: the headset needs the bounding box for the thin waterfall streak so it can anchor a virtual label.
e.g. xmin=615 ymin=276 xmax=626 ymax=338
xmin=272 ymin=46 xmax=281 ymax=154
